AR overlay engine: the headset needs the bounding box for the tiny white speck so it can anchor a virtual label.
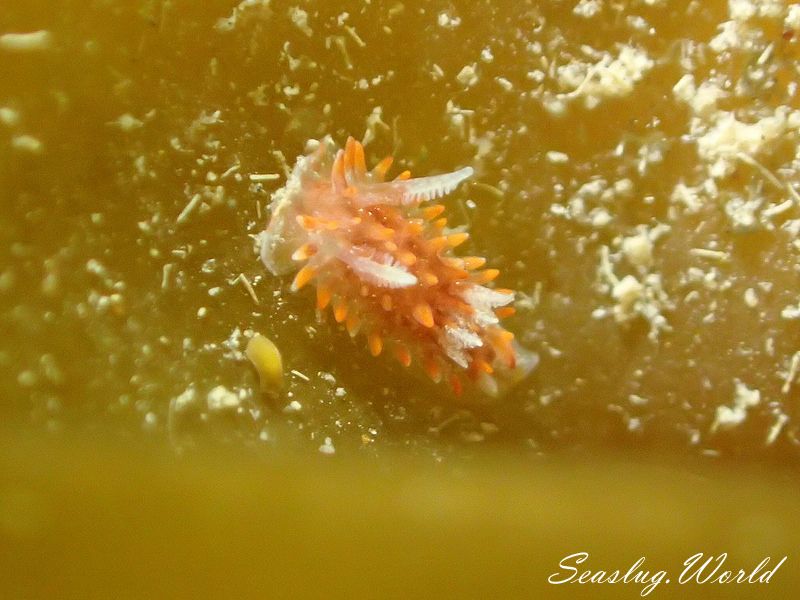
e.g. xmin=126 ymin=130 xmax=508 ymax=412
xmin=0 ymin=106 xmax=20 ymax=127
xmin=319 ymin=437 xmax=336 ymax=455
xmin=11 ymin=135 xmax=43 ymax=154
xmin=437 ymin=11 xmax=461 ymax=29
xmin=495 ymin=77 xmax=513 ymax=91
xmin=290 ymin=369 xmax=310 ymax=382
xmin=249 ymin=173 xmax=280 ymax=182
xmin=456 ymin=64 xmax=478 ymax=87
xmin=143 ymin=412 xmax=158 ymax=430
xmin=744 ymin=288 xmax=758 ymax=308
xmin=17 ymin=370 xmax=38 ymax=387
xmin=284 ymin=400 xmax=303 ymax=413
xmin=112 ymin=113 xmax=144 ymax=131
xmin=0 ymin=30 xmax=52 ymax=52
xmin=546 ymin=151 xmax=570 ymax=164
xmin=207 ymin=385 xmax=240 ymax=412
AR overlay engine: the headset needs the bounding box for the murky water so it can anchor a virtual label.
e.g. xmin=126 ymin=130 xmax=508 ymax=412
xmin=2 ymin=0 xmax=800 ymax=459
xmin=4 ymin=2 xmax=800 ymax=598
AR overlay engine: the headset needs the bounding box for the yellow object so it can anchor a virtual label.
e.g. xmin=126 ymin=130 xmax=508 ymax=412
xmin=245 ymin=334 xmax=283 ymax=393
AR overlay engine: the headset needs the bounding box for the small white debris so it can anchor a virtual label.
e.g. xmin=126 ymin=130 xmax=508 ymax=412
xmin=495 ymin=76 xmax=513 ymax=92
xmin=318 ymin=437 xmax=336 ymax=455
xmin=546 ymin=151 xmax=569 ymax=164
xmin=696 ymin=108 xmax=795 ymax=179
xmin=781 ymin=303 xmax=800 ymax=320
xmin=689 ymin=248 xmax=730 ymax=262
xmin=622 ymin=232 xmax=653 ymax=269
xmin=430 ymin=63 xmax=445 ymax=81
xmin=232 ymin=273 xmax=260 ymax=305
xmin=176 ymin=193 xmax=202 ymax=224
xmin=612 ymin=275 xmax=644 ymax=319
xmin=591 ymin=209 xmax=612 ymax=228
xmin=543 ymin=96 xmax=568 ymax=117
xmin=249 ymin=173 xmax=281 ymax=182
xmin=626 ymin=15 xmax=649 ymax=31
xmin=781 ymin=351 xmax=800 ymax=394
xmin=0 ymin=30 xmax=52 ymax=52
xmin=672 ymin=75 xmax=725 ymax=117
xmin=172 ymin=387 xmax=198 ymax=412
xmin=456 ymin=64 xmax=478 ymax=87
xmin=143 ymin=411 xmax=159 ymax=431
xmin=283 ymin=399 xmax=302 ymax=413
xmin=670 ymin=182 xmax=704 ymax=213
xmin=437 ymin=11 xmax=461 ymax=29
xmin=214 ymin=0 xmax=272 ymax=32
xmin=11 ymin=135 xmax=43 ymax=154
xmin=786 ymin=4 xmax=800 ymax=30
xmin=288 ymin=6 xmax=313 ymax=37
xmin=290 ymin=369 xmax=310 ymax=382
xmin=0 ymin=269 xmax=15 ymax=292
xmin=744 ymin=288 xmax=758 ymax=308
xmin=527 ymin=69 xmax=545 ymax=83
xmin=0 ymin=107 xmax=20 ymax=127
xmin=85 ymin=258 xmax=108 ymax=277
xmin=207 ymin=385 xmax=241 ymax=412
xmin=710 ymin=380 xmax=760 ymax=433
xmin=554 ymin=44 xmax=654 ymax=110
xmin=342 ymin=24 xmax=366 ymax=48
xmin=628 ymin=394 xmax=649 ymax=406
xmin=766 ymin=413 xmax=789 ymax=446
xmin=111 ymin=113 xmax=144 ymax=131
xmin=598 ymin=245 xmax=671 ymax=339
xmin=573 ymin=0 xmax=603 ymax=19
xmin=708 ymin=20 xmax=745 ymax=54
xmin=17 ymin=370 xmax=38 ymax=387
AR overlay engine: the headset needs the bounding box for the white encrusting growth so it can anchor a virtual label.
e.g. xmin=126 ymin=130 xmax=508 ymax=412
xmin=710 ymin=380 xmax=761 ymax=433
xmin=548 ymin=44 xmax=654 ymax=111
xmin=672 ymin=75 xmax=725 ymax=118
xmin=573 ymin=0 xmax=602 ymax=19
xmin=695 ymin=108 xmax=799 ymax=179
xmin=596 ymin=236 xmax=672 ymax=342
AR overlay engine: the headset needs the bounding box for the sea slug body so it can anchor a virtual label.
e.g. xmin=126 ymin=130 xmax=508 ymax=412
xmin=260 ymin=136 xmax=537 ymax=396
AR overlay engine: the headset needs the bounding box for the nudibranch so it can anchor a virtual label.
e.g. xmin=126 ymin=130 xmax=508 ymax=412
xmin=260 ymin=136 xmax=537 ymax=396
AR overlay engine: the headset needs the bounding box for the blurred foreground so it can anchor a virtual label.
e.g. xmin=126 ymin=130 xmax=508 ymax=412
xmin=1 ymin=429 xmax=797 ymax=599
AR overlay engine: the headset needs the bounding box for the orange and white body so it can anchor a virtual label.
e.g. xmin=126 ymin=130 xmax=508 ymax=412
xmin=260 ymin=136 xmax=537 ymax=396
